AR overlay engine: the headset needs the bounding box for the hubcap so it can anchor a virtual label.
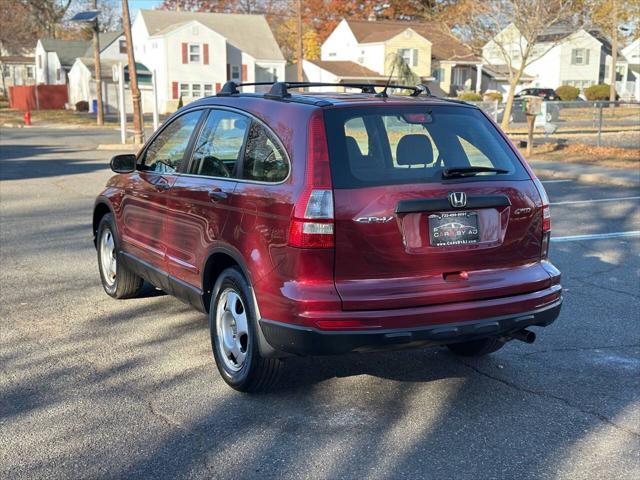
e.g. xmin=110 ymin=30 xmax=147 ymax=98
xmin=216 ymin=288 xmax=249 ymax=372
xmin=100 ymin=229 xmax=117 ymax=287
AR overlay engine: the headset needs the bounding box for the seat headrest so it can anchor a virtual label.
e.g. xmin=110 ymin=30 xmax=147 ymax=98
xmin=396 ymin=134 xmax=434 ymax=166
xmin=345 ymin=136 xmax=363 ymax=160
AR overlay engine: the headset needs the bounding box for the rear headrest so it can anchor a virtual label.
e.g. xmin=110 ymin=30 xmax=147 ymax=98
xmin=345 ymin=136 xmax=363 ymax=161
xmin=396 ymin=134 xmax=434 ymax=166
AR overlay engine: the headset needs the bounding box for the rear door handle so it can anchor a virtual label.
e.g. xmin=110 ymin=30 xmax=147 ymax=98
xmin=209 ymin=190 xmax=228 ymax=201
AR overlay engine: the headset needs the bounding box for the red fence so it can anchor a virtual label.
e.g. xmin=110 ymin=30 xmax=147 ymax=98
xmin=8 ymin=85 xmax=68 ymax=110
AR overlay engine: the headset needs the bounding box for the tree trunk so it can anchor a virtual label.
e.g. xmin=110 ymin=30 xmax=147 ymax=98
xmin=500 ymin=68 xmax=523 ymax=131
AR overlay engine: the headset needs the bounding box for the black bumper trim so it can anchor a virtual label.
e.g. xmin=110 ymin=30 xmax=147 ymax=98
xmin=259 ymin=299 xmax=562 ymax=356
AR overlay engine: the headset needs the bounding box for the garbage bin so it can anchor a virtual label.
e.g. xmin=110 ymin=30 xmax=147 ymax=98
xmin=92 ymin=99 xmax=98 ymax=113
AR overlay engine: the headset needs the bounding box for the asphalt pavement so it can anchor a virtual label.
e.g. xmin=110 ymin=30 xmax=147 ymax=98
xmin=1 ymin=127 xmax=639 ymax=479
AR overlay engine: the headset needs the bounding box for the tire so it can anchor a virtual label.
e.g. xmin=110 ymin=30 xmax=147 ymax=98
xmin=446 ymin=336 xmax=505 ymax=357
xmin=97 ymin=213 xmax=143 ymax=299
xmin=210 ymin=267 xmax=282 ymax=392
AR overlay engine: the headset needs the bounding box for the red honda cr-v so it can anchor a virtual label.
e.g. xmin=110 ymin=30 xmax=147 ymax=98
xmin=94 ymin=82 xmax=562 ymax=392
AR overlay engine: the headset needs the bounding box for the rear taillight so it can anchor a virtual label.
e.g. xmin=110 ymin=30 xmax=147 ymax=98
xmin=542 ymin=204 xmax=551 ymax=233
xmin=541 ymin=204 xmax=551 ymax=259
xmin=532 ymin=178 xmax=551 ymax=259
xmin=288 ymin=111 xmax=335 ymax=249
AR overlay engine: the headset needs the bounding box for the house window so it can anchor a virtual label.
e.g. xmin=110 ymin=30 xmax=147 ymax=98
xmin=398 ymin=48 xmax=418 ymax=67
xmin=189 ymin=44 xmax=201 ymax=63
xmin=179 ymin=83 xmax=190 ymax=97
xmin=571 ymin=48 xmax=589 ymax=65
xmin=432 ymin=67 xmax=444 ymax=82
xmin=204 ymin=84 xmax=213 ymax=96
xmin=119 ymin=40 xmax=127 ymax=54
xmin=231 ymin=65 xmax=240 ymax=81
xmin=191 ymin=84 xmax=202 ymax=98
xmin=26 ymin=65 xmax=34 ymax=78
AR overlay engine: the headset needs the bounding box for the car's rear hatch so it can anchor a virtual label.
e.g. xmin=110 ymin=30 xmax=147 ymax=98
xmin=324 ymin=104 xmax=549 ymax=311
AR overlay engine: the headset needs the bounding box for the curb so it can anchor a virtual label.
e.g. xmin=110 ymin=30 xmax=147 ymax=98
xmin=97 ymin=144 xmax=143 ymax=152
xmin=533 ymin=167 xmax=639 ymax=188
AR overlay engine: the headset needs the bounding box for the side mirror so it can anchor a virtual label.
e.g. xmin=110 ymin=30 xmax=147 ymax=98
xmin=110 ymin=154 xmax=137 ymax=173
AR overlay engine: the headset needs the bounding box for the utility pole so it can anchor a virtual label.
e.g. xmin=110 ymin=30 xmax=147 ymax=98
xmin=121 ymin=0 xmax=144 ymax=144
xmin=92 ymin=0 xmax=104 ymax=125
xmin=296 ymin=0 xmax=303 ymax=82
xmin=609 ymin=0 xmax=618 ymax=103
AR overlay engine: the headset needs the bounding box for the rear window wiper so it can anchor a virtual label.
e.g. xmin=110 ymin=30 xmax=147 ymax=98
xmin=442 ymin=166 xmax=509 ymax=178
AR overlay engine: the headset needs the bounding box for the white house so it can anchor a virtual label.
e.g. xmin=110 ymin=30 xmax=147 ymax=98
xmin=67 ymin=32 xmax=131 ymax=110
xmin=622 ymin=38 xmax=640 ymax=100
xmin=35 ymin=39 xmax=89 ymax=85
xmin=1 ymin=55 xmax=36 ymax=95
xmin=132 ymin=9 xmax=285 ymax=113
xmin=306 ymin=19 xmax=480 ymax=96
xmin=36 ymin=32 xmax=125 ymax=87
xmin=483 ymin=23 xmax=633 ymax=94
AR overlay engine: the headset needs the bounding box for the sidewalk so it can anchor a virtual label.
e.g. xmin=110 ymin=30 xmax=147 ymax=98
xmin=529 ymin=159 xmax=640 ymax=188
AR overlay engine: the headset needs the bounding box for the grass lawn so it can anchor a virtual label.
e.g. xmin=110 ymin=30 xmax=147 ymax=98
xmin=519 ymin=143 xmax=639 ymax=169
xmin=0 ymin=108 xmax=120 ymax=127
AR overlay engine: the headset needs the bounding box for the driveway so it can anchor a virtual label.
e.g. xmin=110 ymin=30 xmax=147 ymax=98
xmin=1 ymin=127 xmax=639 ymax=479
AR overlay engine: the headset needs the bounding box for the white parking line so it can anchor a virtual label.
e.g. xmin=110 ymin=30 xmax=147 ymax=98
xmin=552 ymin=231 xmax=640 ymax=242
xmin=551 ymin=196 xmax=640 ymax=206
xmin=542 ymin=179 xmax=573 ymax=183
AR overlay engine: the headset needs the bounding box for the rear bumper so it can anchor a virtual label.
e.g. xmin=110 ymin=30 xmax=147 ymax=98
xmin=259 ymin=294 xmax=562 ymax=356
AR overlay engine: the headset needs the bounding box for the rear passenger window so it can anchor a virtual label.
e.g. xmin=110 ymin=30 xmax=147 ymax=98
xmin=189 ymin=110 xmax=249 ymax=178
xmin=242 ymin=122 xmax=289 ymax=182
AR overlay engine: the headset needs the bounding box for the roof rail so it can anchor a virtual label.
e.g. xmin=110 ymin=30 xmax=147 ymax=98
xmin=217 ymin=80 xmax=434 ymax=99
xmin=265 ymin=82 xmax=432 ymax=99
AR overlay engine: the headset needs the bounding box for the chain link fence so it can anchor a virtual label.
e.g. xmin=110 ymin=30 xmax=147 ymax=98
xmin=469 ymin=100 xmax=640 ymax=149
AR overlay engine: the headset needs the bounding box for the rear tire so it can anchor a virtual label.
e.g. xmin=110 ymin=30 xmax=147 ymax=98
xmin=97 ymin=214 xmax=143 ymax=299
xmin=446 ymin=336 xmax=504 ymax=357
xmin=210 ymin=267 xmax=282 ymax=392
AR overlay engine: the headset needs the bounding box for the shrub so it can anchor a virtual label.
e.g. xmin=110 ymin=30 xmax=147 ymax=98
xmin=483 ymin=91 xmax=503 ymax=103
xmin=75 ymin=100 xmax=89 ymax=112
xmin=584 ymin=84 xmax=615 ymax=101
xmin=458 ymin=91 xmax=483 ymax=102
xmin=555 ymin=85 xmax=580 ymax=101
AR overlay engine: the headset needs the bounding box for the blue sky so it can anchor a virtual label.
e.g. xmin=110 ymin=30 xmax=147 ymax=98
xmin=129 ymin=0 xmax=162 ymax=17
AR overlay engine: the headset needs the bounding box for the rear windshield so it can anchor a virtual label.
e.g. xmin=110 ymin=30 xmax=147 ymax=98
xmin=324 ymin=105 xmax=529 ymax=188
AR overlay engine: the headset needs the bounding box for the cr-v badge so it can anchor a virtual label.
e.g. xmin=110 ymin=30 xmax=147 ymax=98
xmin=355 ymin=216 xmax=394 ymax=223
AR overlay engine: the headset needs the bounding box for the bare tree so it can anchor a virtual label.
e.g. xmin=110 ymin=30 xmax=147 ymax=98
xmin=469 ymin=0 xmax=583 ymax=130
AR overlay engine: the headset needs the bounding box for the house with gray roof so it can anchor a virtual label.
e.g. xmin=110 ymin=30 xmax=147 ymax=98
xmin=132 ymin=9 xmax=285 ymax=113
xmin=483 ymin=23 xmax=634 ymax=96
xmin=35 ymin=32 xmax=127 ymax=86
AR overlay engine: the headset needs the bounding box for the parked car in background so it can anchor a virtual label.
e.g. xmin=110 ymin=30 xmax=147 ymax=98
xmin=93 ymin=81 xmax=562 ymax=392
xmin=498 ymin=88 xmax=561 ymax=123
xmin=515 ymin=88 xmax=559 ymax=101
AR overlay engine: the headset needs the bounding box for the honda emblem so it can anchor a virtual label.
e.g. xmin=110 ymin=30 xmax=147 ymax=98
xmin=448 ymin=192 xmax=467 ymax=208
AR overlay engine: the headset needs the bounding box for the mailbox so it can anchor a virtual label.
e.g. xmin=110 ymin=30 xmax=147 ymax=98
xmin=522 ymin=95 xmax=542 ymax=115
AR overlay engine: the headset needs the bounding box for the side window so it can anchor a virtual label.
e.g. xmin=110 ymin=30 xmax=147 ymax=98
xmin=242 ymin=122 xmax=289 ymax=182
xmin=189 ymin=110 xmax=250 ymax=178
xmin=143 ymin=110 xmax=202 ymax=173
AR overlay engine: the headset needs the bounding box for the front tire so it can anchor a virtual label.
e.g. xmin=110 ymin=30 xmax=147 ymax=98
xmin=97 ymin=214 xmax=143 ymax=299
xmin=210 ymin=267 xmax=282 ymax=392
xmin=447 ymin=336 xmax=505 ymax=357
